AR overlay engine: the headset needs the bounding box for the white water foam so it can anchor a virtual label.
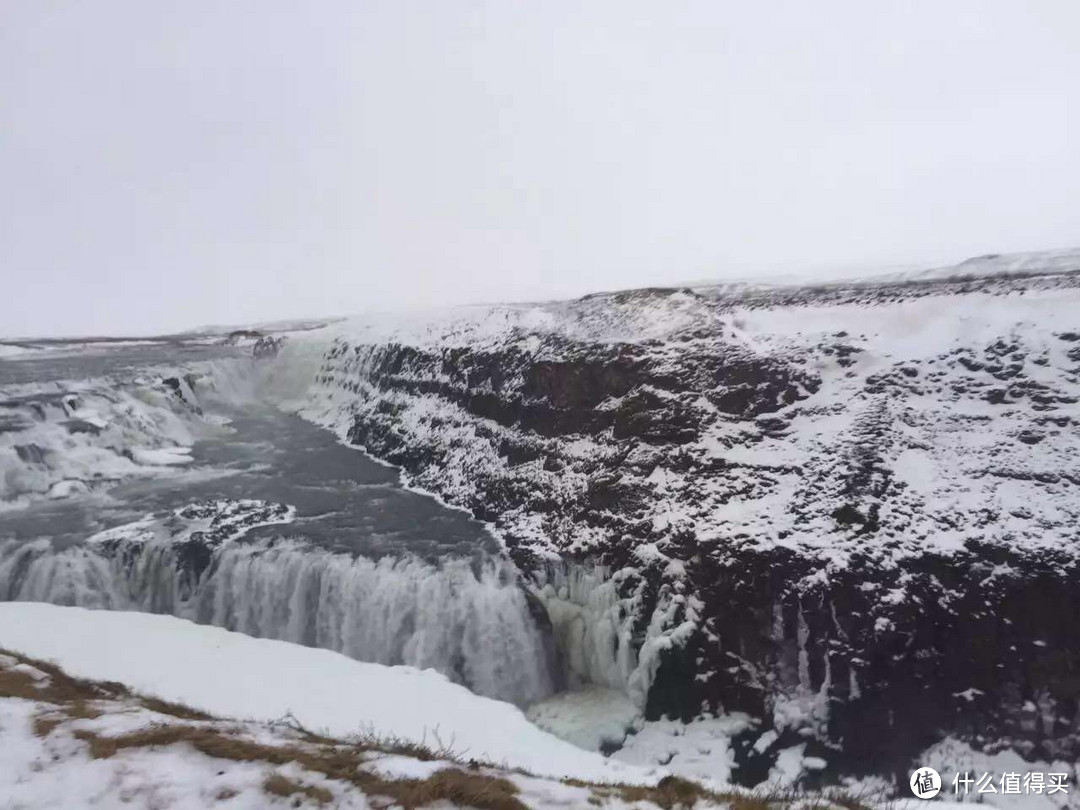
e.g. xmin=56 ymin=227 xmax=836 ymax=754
xmin=0 ymin=534 xmax=559 ymax=707
xmin=1 ymin=348 xmax=657 ymax=716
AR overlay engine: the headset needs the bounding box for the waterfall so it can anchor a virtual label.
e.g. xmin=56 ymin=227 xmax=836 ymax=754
xmin=0 ymin=349 xmax=663 ymax=711
xmin=530 ymin=562 xmax=696 ymax=711
xmin=0 ymin=537 xmax=556 ymax=707
xmin=0 ymin=539 xmax=129 ymax=610
xmin=531 ymin=564 xmax=643 ymax=702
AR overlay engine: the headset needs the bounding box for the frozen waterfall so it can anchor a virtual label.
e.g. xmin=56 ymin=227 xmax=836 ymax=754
xmin=0 ymin=537 xmax=557 ymax=707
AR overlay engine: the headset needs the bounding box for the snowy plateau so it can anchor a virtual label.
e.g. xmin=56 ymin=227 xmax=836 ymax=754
xmin=1 ymin=248 xmax=1080 ymax=808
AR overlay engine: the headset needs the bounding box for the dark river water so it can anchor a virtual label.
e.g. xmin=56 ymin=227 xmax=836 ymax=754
xmin=0 ymin=341 xmax=498 ymax=559
xmin=0 ymin=342 xmax=566 ymax=710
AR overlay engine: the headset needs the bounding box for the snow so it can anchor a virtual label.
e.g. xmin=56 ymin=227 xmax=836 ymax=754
xmin=130 ymin=446 xmax=194 ymax=465
xmin=0 ymin=602 xmax=655 ymax=785
xmin=305 ymin=285 xmax=723 ymax=354
xmin=0 ymin=343 xmax=39 ymax=359
xmin=0 ymin=698 xmax=315 ymax=810
xmin=753 ymin=730 xmax=779 ymax=754
xmin=912 ymin=736 xmax=1080 ymax=810
xmin=612 ymin=714 xmax=757 ymax=788
xmin=0 ymin=633 xmax=795 ymax=808
xmin=769 ymin=744 xmax=808 ymax=788
xmin=526 ymin=687 xmax=640 ymax=751
xmin=4 ymin=249 xmax=1079 ymax=805
xmin=297 ymin=247 xmax=1080 ymax=584
xmin=857 ymin=247 xmax=1080 ymax=285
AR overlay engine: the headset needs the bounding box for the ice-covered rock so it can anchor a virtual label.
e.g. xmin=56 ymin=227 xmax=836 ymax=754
xmin=298 ymin=248 xmax=1080 ymax=777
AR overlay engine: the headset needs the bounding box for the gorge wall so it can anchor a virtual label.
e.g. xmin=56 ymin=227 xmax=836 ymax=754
xmin=300 ymin=254 xmax=1080 ymax=779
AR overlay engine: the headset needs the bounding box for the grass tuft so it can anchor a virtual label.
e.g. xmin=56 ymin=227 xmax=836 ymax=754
xmin=263 ymin=773 xmax=333 ymax=805
xmin=0 ymin=645 xmax=875 ymax=810
xmin=139 ymin=695 xmax=215 ymax=721
xmin=70 ymin=722 xmax=527 ymax=810
xmin=32 ymin=714 xmax=64 ymax=738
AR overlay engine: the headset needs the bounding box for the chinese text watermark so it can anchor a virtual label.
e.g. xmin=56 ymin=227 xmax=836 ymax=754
xmin=910 ymin=767 xmax=1070 ymax=799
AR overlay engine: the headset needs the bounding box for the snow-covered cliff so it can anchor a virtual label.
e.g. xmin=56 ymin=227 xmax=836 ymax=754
xmin=299 ymin=249 xmax=1080 ymax=774
xmin=3 ymin=248 xmax=1079 ymax=784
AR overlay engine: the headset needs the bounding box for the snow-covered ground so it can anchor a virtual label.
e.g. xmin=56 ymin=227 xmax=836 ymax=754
xmin=1 ymin=603 xmax=1075 ymax=809
xmin=0 ymin=602 xmax=831 ymax=810
xmin=0 ymin=602 xmax=644 ymax=784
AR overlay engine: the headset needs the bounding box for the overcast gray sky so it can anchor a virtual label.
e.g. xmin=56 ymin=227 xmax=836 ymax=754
xmin=2 ymin=1 xmax=1079 ymax=337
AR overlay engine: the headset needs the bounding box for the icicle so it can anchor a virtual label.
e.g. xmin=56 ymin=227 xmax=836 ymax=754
xmin=797 ymin=604 xmax=811 ymax=691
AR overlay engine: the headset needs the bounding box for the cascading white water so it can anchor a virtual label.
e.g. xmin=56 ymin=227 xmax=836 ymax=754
xmin=532 ymin=563 xmax=692 ymax=711
xmin=0 ymin=346 xmax=663 ymax=715
xmin=533 ymin=564 xmax=637 ymax=694
xmin=190 ymin=544 xmax=555 ymax=706
xmin=0 ymin=539 xmax=129 ymax=610
xmin=0 ymin=536 xmax=556 ymax=707
xmin=196 ymin=352 xmax=664 ymax=709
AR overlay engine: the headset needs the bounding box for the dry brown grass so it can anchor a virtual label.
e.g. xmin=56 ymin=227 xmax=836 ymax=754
xmin=574 ymin=774 xmax=870 ymax=810
xmin=32 ymin=714 xmax=64 ymax=738
xmin=0 ymin=652 xmax=126 ymax=706
xmin=1 ymin=646 xmax=211 ymax=738
xmin=612 ymin=775 xmax=719 ymax=809
xmin=272 ymin=712 xmax=451 ymax=762
xmin=0 ymin=647 xmax=529 ymax=809
xmin=263 ymin=773 xmax=333 ymax=805
xmin=0 ymin=647 xmax=208 ymax=718
xmin=70 ymin=722 xmax=527 ymax=809
xmin=66 ymin=700 xmax=103 ymax=720
xmin=136 ymin=694 xmax=215 ymax=721
xmin=1 ymin=646 xmax=872 ymax=810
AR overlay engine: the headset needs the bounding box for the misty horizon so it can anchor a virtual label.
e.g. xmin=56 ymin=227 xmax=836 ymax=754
xmin=4 ymin=242 xmax=1080 ymax=341
xmin=4 ymin=1 xmax=1079 ymax=338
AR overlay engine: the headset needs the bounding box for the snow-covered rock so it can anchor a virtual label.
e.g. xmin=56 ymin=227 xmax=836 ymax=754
xmin=4 ymin=247 xmax=1080 ymax=787
xmin=297 ymin=247 xmax=1080 ymax=775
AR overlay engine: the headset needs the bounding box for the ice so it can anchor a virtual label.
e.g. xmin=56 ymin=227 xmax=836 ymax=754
xmin=612 ymin=714 xmax=757 ymax=788
xmin=0 ymin=377 xmax=211 ymax=506
xmin=130 ymin=446 xmax=193 ymax=465
xmin=526 ymin=687 xmax=640 ymax=751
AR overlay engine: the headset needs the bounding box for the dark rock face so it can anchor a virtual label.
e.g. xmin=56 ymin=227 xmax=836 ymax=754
xmin=305 ymin=263 xmax=1080 ymax=782
xmin=253 ymin=336 xmax=287 ymax=359
xmin=223 ymin=329 xmax=264 ymax=346
xmin=663 ymin=545 xmax=1080 ymax=781
xmin=13 ymin=444 xmax=47 ymax=464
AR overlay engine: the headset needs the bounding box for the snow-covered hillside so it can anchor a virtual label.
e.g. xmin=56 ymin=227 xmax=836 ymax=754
xmin=306 ymin=271 xmax=1080 ymax=563
xmin=2 ymin=246 xmax=1079 ymax=792
xmin=298 ymin=247 xmax=1080 ymax=775
xmin=5 ymin=604 xmax=1076 ymax=809
xmin=0 ymin=603 xmax=878 ymax=810
xmin=0 ymin=603 xmax=638 ymax=782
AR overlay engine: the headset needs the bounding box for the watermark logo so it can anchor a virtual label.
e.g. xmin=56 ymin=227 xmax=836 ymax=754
xmin=911 ymin=767 xmax=942 ymax=799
